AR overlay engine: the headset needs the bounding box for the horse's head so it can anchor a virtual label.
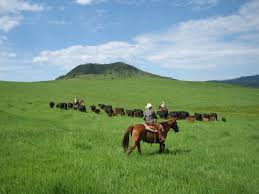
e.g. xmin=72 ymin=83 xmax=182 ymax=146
xmin=168 ymin=118 xmax=179 ymax=133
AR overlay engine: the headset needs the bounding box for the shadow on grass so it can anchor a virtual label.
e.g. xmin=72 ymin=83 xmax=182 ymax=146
xmin=146 ymin=148 xmax=191 ymax=156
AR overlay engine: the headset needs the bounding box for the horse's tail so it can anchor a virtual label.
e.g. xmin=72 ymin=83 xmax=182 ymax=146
xmin=122 ymin=125 xmax=134 ymax=152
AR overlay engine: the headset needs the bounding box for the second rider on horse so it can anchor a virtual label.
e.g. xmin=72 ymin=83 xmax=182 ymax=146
xmin=143 ymin=103 xmax=165 ymax=142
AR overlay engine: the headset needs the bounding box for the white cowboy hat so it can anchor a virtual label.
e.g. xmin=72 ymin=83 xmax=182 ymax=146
xmin=161 ymin=102 xmax=165 ymax=108
xmin=145 ymin=103 xmax=152 ymax=108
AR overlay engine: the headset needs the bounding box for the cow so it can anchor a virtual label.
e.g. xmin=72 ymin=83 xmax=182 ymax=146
xmin=56 ymin=102 xmax=67 ymax=109
xmin=203 ymin=113 xmax=210 ymax=122
xmin=56 ymin=103 xmax=62 ymax=108
xmin=126 ymin=110 xmax=134 ymax=117
xmin=94 ymin=109 xmax=100 ymax=114
xmin=78 ymin=105 xmax=86 ymax=112
xmin=169 ymin=111 xmax=189 ymax=120
xmin=103 ymin=105 xmax=113 ymax=117
xmin=187 ymin=116 xmax=194 ymax=122
xmin=179 ymin=111 xmax=189 ymax=119
xmin=90 ymin=105 xmax=100 ymax=114
xmin=67 ymin=103 xmax=73 ymax=109
xmin=169 ymin=111 xmax=178 ymax=119
xmin=98 ymin=104 xmax=106 ymax=109
xmin=115 ymin=108 xmax=125 ymax=116
xmin=210 ymin=116 xmax=216 ymax=121
xmin=194 ymin=113 xmax=202 ymax=121
xmin=210 ymin=113 xmax=218 ymax=121
xmin=49 ymin=101 xmax=55 ymax=108
xmin=133 ymin=109 xmax=144 ymax=118
xmin=90 ymin=105 xmax=96 ymax=111
xmin=222 ymin=117 xmax=226 ymax=122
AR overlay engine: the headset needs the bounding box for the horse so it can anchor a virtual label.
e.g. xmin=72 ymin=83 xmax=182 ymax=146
xmin=73 ymin=100 xmax=84 ymax=110
xmin=122 ymin=118 xmax=179 ymax=155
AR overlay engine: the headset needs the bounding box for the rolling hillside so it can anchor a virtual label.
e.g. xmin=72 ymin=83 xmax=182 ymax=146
xmin=0 ymin=77 xmax=259 ymax=194
xmin=56 ymin=62 xmax=165 ymax=80
xmin=210 ymin=74 xmax=259 ymax=88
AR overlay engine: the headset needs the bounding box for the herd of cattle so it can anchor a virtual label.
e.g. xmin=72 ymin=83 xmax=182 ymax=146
xmin=49 ymin=101 xmax=226 ymax=122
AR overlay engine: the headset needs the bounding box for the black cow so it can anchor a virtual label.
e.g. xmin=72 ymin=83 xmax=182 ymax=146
xmin=134 ymin=109 xmax=144 ymax=118
xmin=78 ymin=105 xmax=86 ymax=112
xmin=56 ymin=103 xmax=62 ymax=108
xmin=56 ymin=102 xmax=67 ymax=109
xmin=67 ymin=103 xmax=73 ymax=109
xmin=94 ymin=109 xmax=100 ymax=114
xmin=169 ymin=111 xmax=178 ymax=118
xmin=194 ymin=113 xmax=202 ymax=121
xmin=222 ymin=117 xmax=226 ymax=122
xmin=90 ymin=105 xmax=100 ymax=114
xmin=103 ymin=105 xmax=113 ymax=117
xmin=90 ymin=105 xmax=96 ymax=111
xmin=169 ymin=111 xmax=189 ymax=120
xmin=98 ymin=104 xmax=106 ymax=109
xmin=126 ymin=110 xmax=134 ymax=117
xmin=49 ymin=101 xmax=55 ymax=108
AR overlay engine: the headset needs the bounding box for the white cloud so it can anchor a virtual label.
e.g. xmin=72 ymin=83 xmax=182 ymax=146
xmin=0 ymin=15 xmax=22 ymax=32
xmin=74 ymin=0 xmax=219 ymax=7
xmin=34 ymin=0 xmax=259 ymax=80
xmin=0 ymin=0 xmax=44 ymax=32
xmin=0 ymin=51 xmax=16 ymax=58
xmin=33 ymin=42 xmax=139 ymax=69
xmin=0 ymin=0 xmax=44 ymax=14
xmin=0 ymin=35 xmax=7 ymax=44
xmin=149 ymin=0 xmax=220 ymax=9
xmin=188 ymin=0 xmax=218 ymax=7
xmin=74 ymin=0 xmax=96 ymax=5
xmin=48 ymin=20 xmax=68 ymax=25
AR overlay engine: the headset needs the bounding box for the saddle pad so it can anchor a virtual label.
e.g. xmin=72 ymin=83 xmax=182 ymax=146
xmin=143 ymin=124 xmax=158 ymax=133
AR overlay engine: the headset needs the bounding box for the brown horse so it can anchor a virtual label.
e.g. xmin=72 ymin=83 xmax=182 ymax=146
xmin=122 ymin=118 xmax=179 ymax=155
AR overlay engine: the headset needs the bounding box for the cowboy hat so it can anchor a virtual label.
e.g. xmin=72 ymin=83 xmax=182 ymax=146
xmin=161 ymin=102 xmax=165 ymax=108
xmin=145 ymin=103 xmax=152 ymax=108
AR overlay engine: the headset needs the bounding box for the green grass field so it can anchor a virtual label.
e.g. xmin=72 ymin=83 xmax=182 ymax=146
xmin=0 ymin=77 xmax=259 ymax=194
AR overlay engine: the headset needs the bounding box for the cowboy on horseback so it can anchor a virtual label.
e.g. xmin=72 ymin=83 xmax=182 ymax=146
xmin=74 ymin=97 xmax=79 ymax=105
xmin=143 ymin=103 xmax=165 ymax=142
xmin=159 ymin=101 xmax=167 ymax=111
xmin=73 ymin=97 xmax=83 ymax=109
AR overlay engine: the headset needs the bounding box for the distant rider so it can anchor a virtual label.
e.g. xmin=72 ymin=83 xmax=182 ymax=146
xmin=74 ymin=97 xmax=79 ymax=106
xmin=159 ymin=101 xmax=167 ymax=111
xmin=143 ymin=103 xmax=164 ymax=142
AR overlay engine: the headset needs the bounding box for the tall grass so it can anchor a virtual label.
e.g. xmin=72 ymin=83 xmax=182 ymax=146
xmin=0 ymin=77 xmax=259 ymax=193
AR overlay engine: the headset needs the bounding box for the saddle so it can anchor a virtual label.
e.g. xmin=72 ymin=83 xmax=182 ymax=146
xmin=144 ymin=123 xmax=164 ymax=133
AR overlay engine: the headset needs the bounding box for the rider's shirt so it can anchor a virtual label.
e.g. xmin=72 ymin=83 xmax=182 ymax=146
xmin=144 ymin=109 xmax=156 ymax=123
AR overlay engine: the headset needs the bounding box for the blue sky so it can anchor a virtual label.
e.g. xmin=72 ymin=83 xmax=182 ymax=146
xmin=0 ymin=0 xmax=259 ymax=81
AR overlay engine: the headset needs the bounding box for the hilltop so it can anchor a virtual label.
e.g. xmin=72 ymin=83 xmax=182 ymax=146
xmin=210 ymin=74 xmax=259 ymax=88
xmin=56 ymin=62 xmax=165 ymax=80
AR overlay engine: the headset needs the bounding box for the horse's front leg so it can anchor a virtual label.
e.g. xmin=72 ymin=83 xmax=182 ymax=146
xmin=159 ymin=143 xmax=165 ymax=153
xmin=137 ymin=142 xmax=142 ymax=154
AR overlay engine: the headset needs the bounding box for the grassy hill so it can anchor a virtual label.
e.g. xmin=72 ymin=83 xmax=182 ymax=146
xmin=0 ymin=77 xmax=259 ymax=193
xmin=57 ymin=62 xmax=164 ymax=80
xmin=210 ymin=74 xmax=259 ymax=88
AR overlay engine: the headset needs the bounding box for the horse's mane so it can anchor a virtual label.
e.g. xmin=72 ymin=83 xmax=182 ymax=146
xmin=160 ymin=121 xmax=168 ymax=125
xmin=160 ymin=118 xmax=176 ymax=126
